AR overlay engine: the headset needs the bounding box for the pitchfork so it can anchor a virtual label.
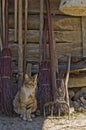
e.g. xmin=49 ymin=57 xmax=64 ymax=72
xmin=43 ymin=0 xmax=71 ymax=119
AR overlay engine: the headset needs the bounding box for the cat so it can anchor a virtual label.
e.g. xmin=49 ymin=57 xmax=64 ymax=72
xmin=13 ymin=74 xmax=38 ymax=121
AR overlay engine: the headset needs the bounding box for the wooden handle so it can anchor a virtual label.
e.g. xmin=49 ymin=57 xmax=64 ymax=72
xmin=65 ymin=54 xmax=71 ymax=106
xmin=45 ymin=0 xmax=57 ymax=100
xmin=42 ymin=16 xmax=47 ymax=61
xmin=24 ymin=0 xmax=28 ymax=74
xmin=14 ymin=0 xmax=18 ymax=42
xmin=18 ymin=0 xmax=23 ymax=88
xmin=2 ymin=0 xmax=5 ymax=47
xmin=5 ymin=0 xmax=9 ymax=48
xmin=39 ymin=0 xmax=44 ymax=62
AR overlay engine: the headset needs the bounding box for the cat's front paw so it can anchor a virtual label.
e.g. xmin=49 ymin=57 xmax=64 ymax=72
xmin=27 ymin=118 xmax=32 ymax=122
xmin=20 ymin=114 xmax=23 ymax=118
xmin=22 ymin=116 xmax=27 ymax=121
xmin=31 ymin=114 xmax=35 ymax=118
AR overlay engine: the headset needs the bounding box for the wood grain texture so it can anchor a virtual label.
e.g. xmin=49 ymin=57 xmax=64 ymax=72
xmin=9 ymin=29 xmax=82 ymax=43
xmin=8 ymin=42 xmax=82 ymax=59
xmin=9 ymin=0 xmax=61 ymax=14
xmin=68 ymin=76 xmax=86 ymax=88
xmin=82 ymin=17 xmax=86 ymax=57
xmin=9 ymin=14 xmax=81 ymax=31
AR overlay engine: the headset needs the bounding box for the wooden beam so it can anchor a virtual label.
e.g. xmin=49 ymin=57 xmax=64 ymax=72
xmin=82 ymin=17 xmax=86 ymax=57
xmin=8 ymin=29 xmax=82 ymax=43
xmin=9 ymin=0 xmax=61 ymax=15
xmin=68 ymin=76 xmax=86 ymax=88
xmin=26 ymin=63 xmax=32 ymax=76
xmin=9 ymin=14 xmax=81 ymax=31
xmin=8 ymin=42 xmax=82 ymax=59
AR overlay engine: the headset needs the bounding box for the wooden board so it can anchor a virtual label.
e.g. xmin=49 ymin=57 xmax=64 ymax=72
xmin=9 ymin=0 xmax=61 ymax=14
xmin=9 ymin=29 xmax=82 ymax=43
xmin=8 ymin=42 xmax=82 ymax=59
xmin=68 ymin=76 xmax=86 ymax=88
xmin=56 ymin=42 xmax=82 ymax=56
xmin=9 ymin=14 xmax=81 ymax=31
xmin=12 ymin=59 xmax=86 ymax=88
xmin=82 ymin=17 xmax=86 ymax=57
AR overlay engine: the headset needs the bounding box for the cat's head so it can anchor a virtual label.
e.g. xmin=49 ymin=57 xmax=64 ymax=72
xmin=24 ymin=74 xmax=38 ymax=89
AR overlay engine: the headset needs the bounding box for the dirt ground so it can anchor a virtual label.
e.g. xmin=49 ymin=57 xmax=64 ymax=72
xmin=0 ymin=112 xmax=86 ymax=130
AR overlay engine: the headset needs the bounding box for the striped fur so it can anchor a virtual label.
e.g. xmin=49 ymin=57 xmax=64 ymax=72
xmin=13 ymin=74 xmax=38 ymax=121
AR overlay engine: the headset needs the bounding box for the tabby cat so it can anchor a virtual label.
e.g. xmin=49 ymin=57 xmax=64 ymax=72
xmin=13 ymin=74 xmax=38 ymax=121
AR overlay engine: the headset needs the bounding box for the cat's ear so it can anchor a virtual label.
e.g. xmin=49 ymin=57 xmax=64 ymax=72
xmin=33 ymin=74 xmax=38 ymax=81
xmin=24 ymin=74 xmax=30 ymax=80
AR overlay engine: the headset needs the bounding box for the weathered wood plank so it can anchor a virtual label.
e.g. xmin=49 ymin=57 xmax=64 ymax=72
xmin=8 ymin=43 xmax=39 ymax=58
xmin=9 ymin=0 xmax=61 ymax=14
xmin=11 ymin=60 xmax=86 ymax=88
xmin=82 ymin=17 xmax=86 ymax=57
xmin=53 ymin=16 xmax=81 ymax=31
xmin=54 ymin=30 xmax=81 ymax=43
xmin=56 ymin=42 xmax=82 ymax=56
xmin=68 ymin=76 xmax=86 ymax=88
xmin=8 ymin=42 xmax=82 ymax=59
xmin=9 ymin=14 xmax=81 ymax=31
xmin=9 ymin=29 xmax=82 ymax=43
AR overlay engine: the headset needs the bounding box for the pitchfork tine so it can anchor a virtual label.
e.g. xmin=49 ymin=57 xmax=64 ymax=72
xmin=51 ymin=105 xmax=54 ymax=116
xmin=44 ymin=105 xmax=46 ymax=118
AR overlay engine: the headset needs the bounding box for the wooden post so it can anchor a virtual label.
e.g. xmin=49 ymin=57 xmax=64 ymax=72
xmin=82 ymin=17 xmax=86 ymax=57
xmin=26 ymin=63 xmax=32 ymax=76
xmin=24 ymin=0 xmax=28 ymax=74
xmin=39 ymin=0 xmax=44 ymax=62
xmin=18 ymin=0 xmax=23 ymax=88
xmin=14 ymin=0 xmax=18 ymax=42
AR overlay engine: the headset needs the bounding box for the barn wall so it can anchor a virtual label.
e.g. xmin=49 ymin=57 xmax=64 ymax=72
xmin=1 ymin=0 xmax=86 ymax=88
xmin=8 ymin=0 xmax=83 ymax=61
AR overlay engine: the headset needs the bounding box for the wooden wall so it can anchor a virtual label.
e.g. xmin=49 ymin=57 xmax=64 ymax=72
xmin=8 ymin=0 xmax=83 ymax=61
xmin=1 ymin=0 xmax=86 ymax=88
